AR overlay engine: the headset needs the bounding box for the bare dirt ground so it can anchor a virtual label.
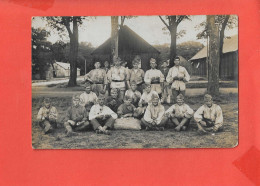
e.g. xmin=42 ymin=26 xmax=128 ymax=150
xmin=32 ymin=93 xmax=238 ymax=149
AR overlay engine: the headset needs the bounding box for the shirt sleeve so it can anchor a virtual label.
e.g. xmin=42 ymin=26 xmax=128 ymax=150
xmin=107 ymin=106 xmax=118 ymax=119
xmin=106 ymin=69 xmax=112 ymax=83
xmin=159 ymin=71 xmax=165 ymax=83
xmin=49 ymin=107 xmax=58 ymax=120
xmin=143 ymin=105 xmax=153 ymax=123
xmin=64 ymin=107 xmax=71 ymax=121
xmin=89 ymin=105 xmax=97 ymax=120
xmin=144 ymin=71 xmax=150 ymax=84
xmin=85 ymin=70 xmax=93 ymax=81
xmin=183 ymin=68 xmax=190 ymax=82
xmin=166 ymin=68 xmax=173 ymax=83
xmin=194 ymin=105 xmax=204 ymax=123
xmin=82 ymin=107 xmax=88 ymax=121
xmin=155 ymin=105 xmax=165 ymax=124
xmin=165 ymin=105 xmax=175 ymax=114
xmin=184 ymin=104 xmax=194 ymax=118
xmin=103 ymin=70 xmax=108 ymax=85
xmin=117 ymin=104 xmax=124 ymax=117
xmin=214 ymin=105 xmax=224 ymax=128
xmin=79 ymin=93 xmax=85 ymax=106
xmin=36 ymin=108 xmax=43 ymax=121
xmin=125 ymin=68 xmax=130 ymax=81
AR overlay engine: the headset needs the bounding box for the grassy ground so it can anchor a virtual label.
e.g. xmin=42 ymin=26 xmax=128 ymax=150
xmin=32 ymin=93 xmax=238 ymax=149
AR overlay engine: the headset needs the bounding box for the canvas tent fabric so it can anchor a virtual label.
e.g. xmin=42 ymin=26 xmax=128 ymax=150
xmin=91 ymin=25 xmax=160 ymax=71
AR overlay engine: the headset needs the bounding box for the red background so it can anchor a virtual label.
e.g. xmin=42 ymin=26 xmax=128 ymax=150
xmin=0 ymin=0 xmax=259 ymax=185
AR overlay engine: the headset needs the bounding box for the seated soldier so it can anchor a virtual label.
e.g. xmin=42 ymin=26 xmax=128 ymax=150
xmin=89 ymin=94 xmax=118 ymax=135
xmin=134 ymin=83 xmax=159 ymax=119
xmin=37 ymin=98 xmax=58 ymax=134
xmin=124 ymin=81 xmax=141 ymax=107
xmin=80 ymin=82 xmax=98 ymax=114
xmin=106 ymin=88 xmax=123 ymax=112
xmin=194 ymin=94 xmax=224 ymax=134
xmin=117 ymin=95 xmax=136 ymax=118
xmin=165 ymin=94 xmax=194 ymax=131
xmin=141 ymin=94 xmax=168 ymax=131
xmin=64 ymin=95 xmax=90 ymax=137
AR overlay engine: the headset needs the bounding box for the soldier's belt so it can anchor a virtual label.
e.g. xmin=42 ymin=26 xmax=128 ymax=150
xmin=112 ymin=80 xmax=124 ymax=82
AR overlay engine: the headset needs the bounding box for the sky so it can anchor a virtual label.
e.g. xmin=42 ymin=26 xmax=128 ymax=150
xmin=32 ymin=15 xmax=238 ymax=47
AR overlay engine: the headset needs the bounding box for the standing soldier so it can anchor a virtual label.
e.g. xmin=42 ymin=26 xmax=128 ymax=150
xmin=84 ymin=61 xmax=107 ymax=96
xmin=166 ymin=56 xmax=190 ymax=103
xmin=160 ymin=60 xmax=170 ymax=104
xmin=103 ymin=61 xmax=110 ymax=73
xmin=107 ymin=57 xmax=129 ymax=100
xmin=144 ymin=58 xmax=165 ymax=98
xmin=128 ymin=59 xmax=145 ymax=93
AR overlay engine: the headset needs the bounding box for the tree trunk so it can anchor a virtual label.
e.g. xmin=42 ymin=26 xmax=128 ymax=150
xmin=169 ymin=16 xmax=177 ymax=67
xmin=207 ymin=15 xmax=220 ymax=96
xmin=111 ymin=16 xmax=119 ymax=63
xmin=169 ymin=27 xmax=177 ymax=67
xmin=219 ymin=15 xmax=230 ymax=79
xmin=68 ymin=17 xmax=79 ymax=87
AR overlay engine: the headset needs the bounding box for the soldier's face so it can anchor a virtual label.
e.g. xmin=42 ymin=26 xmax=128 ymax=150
xmin=150 ymin=63 xmax=156 ymax=69
xmin=85 ymin=86 xmax=91 ymax=93
xmin=73 ymin=99 xmax=80 ymax=107
xmin=95 ymin=62 xmax=100 ymax=69
xmin=111 ymin=91 xmax=118 ymax=98
xmin=133 ymin=63 xmax=138 ymax=69
xmin=131 ymin=84 xmax=137 ymax=91
xmin=44 ymin=101 xmax=50 ymax=108
xmin=104 ymin=62 xmax=109 ymax=67
xmin=145 ymin=86 xmax=151 ymax=93
xmin=162 ymin=62 xmax=168 ymax=68
xmin=124 ymin=98 xmax=132 ymax=105
xmin=114 ymin=60 xmax=121 ymax=66
xmin=174 ymin=60 xmax=180 ymax=66
xmin=204 ymin=99 xmax=213 ymax=107
xmin=98 ymin=97 xmax=105 ymax=106
xmin=176 ymin=98 xmax=184 ymax=105
xmin=152 ymin=98 xmax=159 ymax=106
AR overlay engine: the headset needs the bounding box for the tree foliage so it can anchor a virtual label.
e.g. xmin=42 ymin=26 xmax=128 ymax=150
xmin=158 ymin=15 xmax=191 ymax=67
xmin=195 ymin=15 xmax=237 ymax=39
xmin=44 ymin=16 xmax=89 ymax=86
xmin=32 ymin=28 xmax=53 ymax=79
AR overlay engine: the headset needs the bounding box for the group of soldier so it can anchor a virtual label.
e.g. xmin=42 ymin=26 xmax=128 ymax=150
xmin=36 ymin=56 xmax=224 ymax=136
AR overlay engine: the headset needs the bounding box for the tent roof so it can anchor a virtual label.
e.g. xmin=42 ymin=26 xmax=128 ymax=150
xmin=92 ymin=25 xmax=160 ymax=55
xmin=190 ymin=35 xmax=238 ymax=61
xmin=55 ymin=62 xmax=80 ymax=70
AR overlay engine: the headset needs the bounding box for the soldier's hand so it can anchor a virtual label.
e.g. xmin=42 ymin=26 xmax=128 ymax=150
xmin=200 ymin=121 xmax=207 ymax=126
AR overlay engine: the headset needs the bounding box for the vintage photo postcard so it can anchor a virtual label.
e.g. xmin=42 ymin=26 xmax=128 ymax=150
xmin=32 ymin=15 xmax=238 ymax=149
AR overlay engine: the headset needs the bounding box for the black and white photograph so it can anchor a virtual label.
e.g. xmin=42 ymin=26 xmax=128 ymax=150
xmin=32 ymin=15 xmax=238 ymax=149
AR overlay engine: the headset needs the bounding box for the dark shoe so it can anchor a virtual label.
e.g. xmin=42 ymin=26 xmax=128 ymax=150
xmin=182 ymin=126 xmax=187 ymax=131
xmin=158 ymin=127 xmax=165 ymax=131
xmin=103 ymin=130 xmax=111 ymax=135
xmin=145 ymin=127 xmax=151 ymax=131
xmin=66 ymin=131 xmax=77 ymax=137
xmin=95 ymin=129 xmax=102 ymax=134
xmin=44 ymin=126 xmax=53 ymax=134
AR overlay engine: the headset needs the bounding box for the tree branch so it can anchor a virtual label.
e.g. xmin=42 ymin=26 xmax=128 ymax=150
xmin=62 ymin=17 xmax=73 ymax=37
xmin=159 ymin=16 xmax=170 ymax=30
xmin=222 ymin=15 xmax=230 ymax=29
xmin=176 ymin=16 xmax=184 ymax=25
